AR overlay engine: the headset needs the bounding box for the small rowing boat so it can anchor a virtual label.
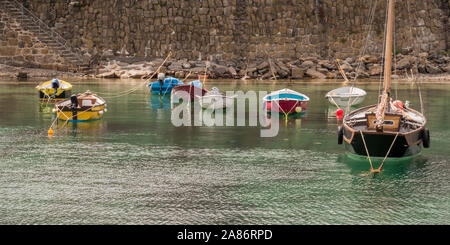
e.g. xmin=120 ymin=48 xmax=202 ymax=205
xmin=196 ymin=87 xmax=236 ymax=110
xmin=54 ymin=91 xmax=107 ymax=122
xmin=263 ymin=88 xmax=310 ymax=115
xmin=325 ymin=86 xmax=366 ymax=107
xmin=172 ymin=80 xmax=207 ymax=102
xmin=36 ymin=79 xmax=72 ymax=101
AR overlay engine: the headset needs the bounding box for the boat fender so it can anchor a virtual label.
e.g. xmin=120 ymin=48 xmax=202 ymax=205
xmin=295 ymin=107 xmax=302 ymax=113
xmin=338 ymin=126 xmax=344 ymax=145
xmin=52 ymin=108 xmax=57 ymax=113
xmin=266 ymin=102 xmax=271 ymax=111
xmin=336 ymin=108 xmax=344 ymax=120
xmin=98 ymin=110 xmax=104 ymax=115
xmin=422 ymin=128 xmax=430 ymax=148
xmin=392 ymin=100 xmax=404 ymax=112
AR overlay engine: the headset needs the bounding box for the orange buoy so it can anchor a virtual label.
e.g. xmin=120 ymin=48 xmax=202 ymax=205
xmin=48 ymin=127 xmax=54 ymax=136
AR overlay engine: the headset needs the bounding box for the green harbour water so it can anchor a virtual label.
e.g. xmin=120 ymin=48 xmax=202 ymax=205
xmin=0 ymin=78 xmax=449 ymax=224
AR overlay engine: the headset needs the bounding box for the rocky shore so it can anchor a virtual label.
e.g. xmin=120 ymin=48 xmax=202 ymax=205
xmin=1 ymin=53 xmax=449 ymax=82
xmin=94 ymin=53 xmax=449 ymax=81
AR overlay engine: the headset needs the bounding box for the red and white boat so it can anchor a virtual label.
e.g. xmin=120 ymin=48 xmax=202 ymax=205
xmin=171 ymin=80 xmax=207 ymax=102
xmin=263 ymin=88 xmax=310 ymax=115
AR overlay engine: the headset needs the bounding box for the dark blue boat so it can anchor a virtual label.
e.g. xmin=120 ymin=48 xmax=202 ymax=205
xmin=148 ymin=77 xmax=183 ymax=95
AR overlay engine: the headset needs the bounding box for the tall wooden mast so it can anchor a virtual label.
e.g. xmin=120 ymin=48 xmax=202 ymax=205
xmin=375 ymin=0 xmax=395 ymax=131
xmin=383 ymin=0 xmax=395 ymax=94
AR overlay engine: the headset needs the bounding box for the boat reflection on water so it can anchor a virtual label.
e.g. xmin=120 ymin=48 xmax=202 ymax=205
xmin=53 ymin=120 xmax=107 ymax=138
xmin=149 ymin=95 xmax=171 ymax=110
xmin=338 ymin=152 xmax=427 ymax=176
xmin=39 ymin=102 xmax=55 ymax=113
xmin=264 ymin=112 xmax=305 ymax=129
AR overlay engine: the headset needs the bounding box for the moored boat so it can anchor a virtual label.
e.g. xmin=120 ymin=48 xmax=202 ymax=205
xmin=148 ymin=76 xmax=183 ymax=95
xmin=36 ymin=79 xmax=72 ymax=101
xmin=172 ymin=80 xmax=207 ymax=102
xmin=263 ymin=88 xmax=309 ymax=115
xmin=196 ymin=87 xmax=236 ymax=110
xmin=54 ymin=91 xmax=107 ymax=122
xmin=325 ymin=86 xmax=366 ymax=107
xmin=338 ymin=0 xmax=430 ymax=163
xmin=340 ymin=104 xmax=429 ymax=158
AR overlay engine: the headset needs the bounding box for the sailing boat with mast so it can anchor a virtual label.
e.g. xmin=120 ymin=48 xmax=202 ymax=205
xmin=338 ymin=0 xmax=430 ymax=160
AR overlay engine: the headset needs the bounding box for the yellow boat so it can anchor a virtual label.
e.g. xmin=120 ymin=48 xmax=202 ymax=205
xmin=54 ymin=91 xmax=107 ymax=122
xmin=36 ymin=79 xmax=72 ymax=101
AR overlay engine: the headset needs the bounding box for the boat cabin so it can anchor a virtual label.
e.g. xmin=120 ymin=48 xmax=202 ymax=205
xmin=366 ymin=112 xmax=401 ymax=132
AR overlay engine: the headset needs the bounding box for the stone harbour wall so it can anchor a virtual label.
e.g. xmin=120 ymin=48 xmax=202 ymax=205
xmin=24 ymin=0 xmax=448 ymax=63
xmin=0 ymin=11 xmax=69 ymax=71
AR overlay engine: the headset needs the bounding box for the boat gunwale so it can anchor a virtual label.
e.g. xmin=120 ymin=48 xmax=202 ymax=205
xmin=342 ymin=104 xmax=426 ymax=145
xmin=263 ymin=89 xmax=310 ymax=102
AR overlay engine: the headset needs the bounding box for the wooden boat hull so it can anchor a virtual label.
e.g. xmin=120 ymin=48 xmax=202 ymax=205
xmin=325 ymin=86 xmax=366 ymax=107
xmin=55 ymin=91 xmax=107 ymax=122
xmin=326 ymin=95 xmax=365 ymax=107
xmin=39 ymin=90 xmax=71 ymax=101
xmin=342 ymin=126 xmax=423 ymax=157
xmin=266 ymin=100 xmax=309 ymax=114
xmin=172 ymin=84 xmax=207 ymax=102
xmin=56 ymin=105 xmax=105 ymax=122
xmin=36 ymin=80 xmax=72 ymax=101
xmin=56 ymin=104 xmax=106 ymax=122
xmin=341 ymin=104 xmax=427 ymax=158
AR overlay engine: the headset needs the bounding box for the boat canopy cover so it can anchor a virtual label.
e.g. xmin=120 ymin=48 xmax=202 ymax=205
xmin=325 ymin=86 xmax=366 ymax=98
xmin=263 ymin=88 xmax=310 ymax=102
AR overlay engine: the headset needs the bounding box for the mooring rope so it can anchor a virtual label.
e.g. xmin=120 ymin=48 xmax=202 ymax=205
xmin=271 ymin=99 xmax=301 ymax=125
xmin=327 ymin=94 xmax=342 ymax=110
xmin=48 ymin=98 xmax=104 ymax=136
xmin=359 ymin=130 xmax=375 ymax=172
xmin=359 ymin=129 xmax=401 ymax=174
xmin=93 ymin=51 xmax=172 ymax=99
xmin=377 ymin=132 xmax=399 ymax=172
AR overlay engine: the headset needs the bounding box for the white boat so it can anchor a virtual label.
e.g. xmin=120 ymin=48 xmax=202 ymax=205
xmin=196 ymin=87 xmax=236 ymax=110
xmin=325 ymin=86 xmax=366 ymax=107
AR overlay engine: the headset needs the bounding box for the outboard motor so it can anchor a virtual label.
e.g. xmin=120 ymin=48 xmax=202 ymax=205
xmin=157 ymin=73 xmax=165 ymax=95
xmin=70 ymin=94 xmax=78 ymax=108
xmin=70 ymin=94 xmax=78 ymax=121
xmin=51 ymin=78 xmax=60 ymax=97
